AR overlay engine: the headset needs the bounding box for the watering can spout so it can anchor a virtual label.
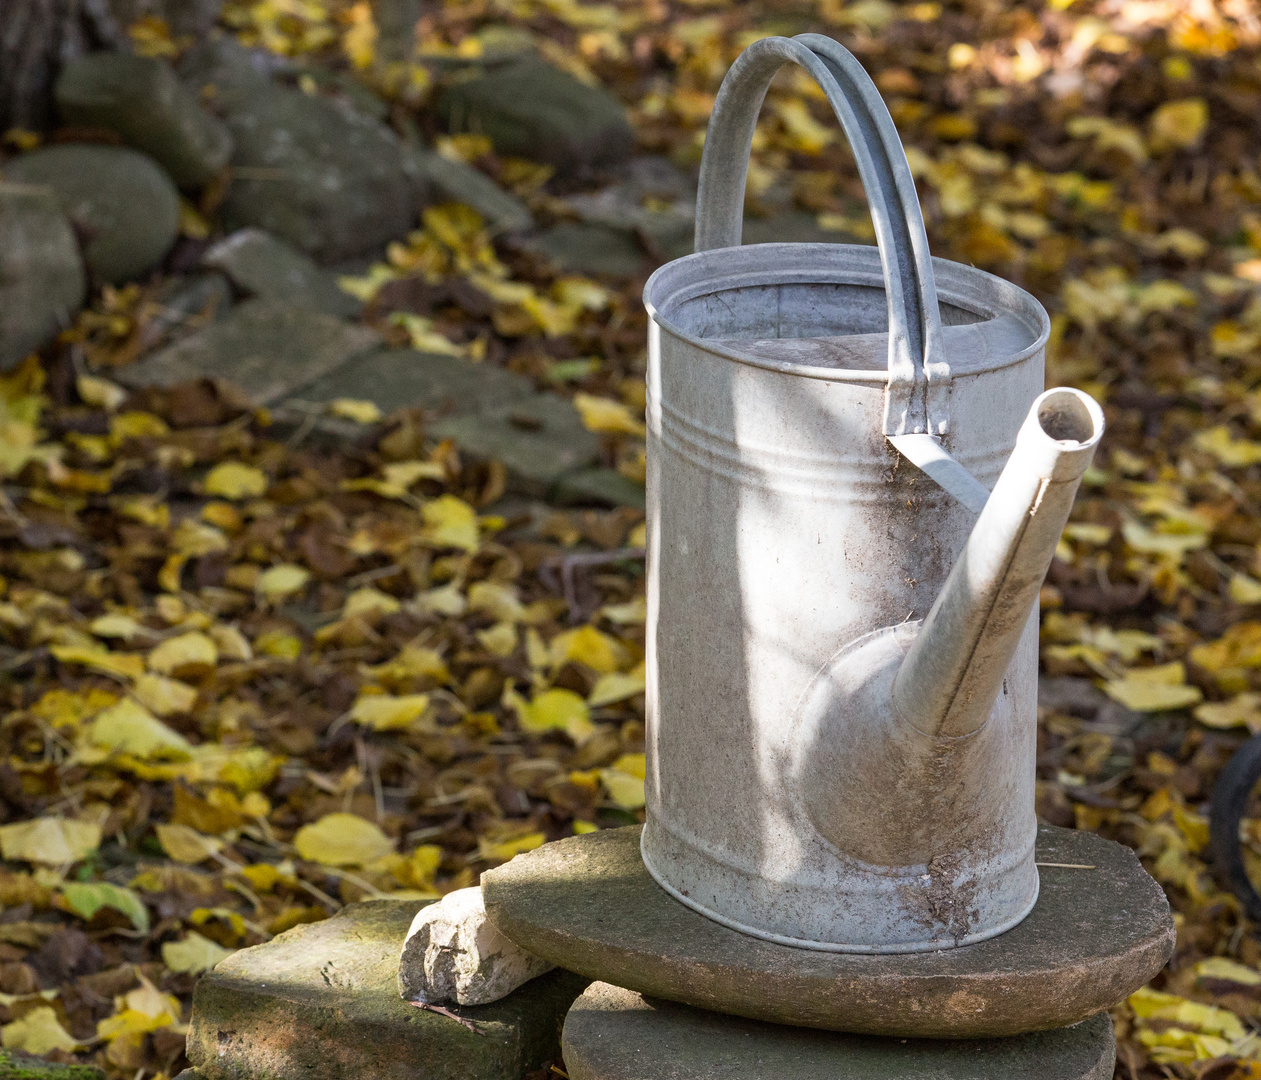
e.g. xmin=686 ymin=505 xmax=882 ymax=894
xmin=892 ymin=388 xmax=1104 ymax=739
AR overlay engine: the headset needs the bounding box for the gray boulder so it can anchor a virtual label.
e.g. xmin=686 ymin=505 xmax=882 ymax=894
xmin=0 ymin=183 xmax=86 ymax=369
xmin=119 ymin=298 xmax=380 ymax=405
xmin=203 ymin=229 xmax=360 ymax=317
xmin=437 ymin=59 xmax=633 ymax=174
xmin=522 ymin=222 xmax=647 ymax=277
xmin=402 ymin=146 xmax=532 ymax=233
xmin=4 ymin=145 xmax=179 ymax=284
xmin=179 ymin=39 xmax=414 ymax=263
xmin=55 ymin=53 xmax=232 ymax=191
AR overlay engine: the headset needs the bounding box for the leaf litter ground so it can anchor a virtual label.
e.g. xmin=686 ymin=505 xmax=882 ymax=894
xmin=5 ymin=0 xmax=1261 ymax=1076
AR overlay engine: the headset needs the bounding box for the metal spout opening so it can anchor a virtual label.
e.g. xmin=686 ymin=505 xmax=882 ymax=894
xmin=891 ymin=388 xmax=1104 ymax=739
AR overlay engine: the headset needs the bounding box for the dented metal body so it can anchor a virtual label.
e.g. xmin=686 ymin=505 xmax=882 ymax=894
xmin=640 ymin=34 xmax=1103 ymax=952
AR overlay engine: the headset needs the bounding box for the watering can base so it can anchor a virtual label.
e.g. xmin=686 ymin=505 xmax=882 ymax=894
xmin=480 ymin=825 xmax=1175 ymax=1039
xmin=639 ymin=829 xmax=1039 ymax=955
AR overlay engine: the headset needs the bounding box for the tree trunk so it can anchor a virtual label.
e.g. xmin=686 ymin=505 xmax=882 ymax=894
xmin=0 ymin=0 xmax=126 ymax=133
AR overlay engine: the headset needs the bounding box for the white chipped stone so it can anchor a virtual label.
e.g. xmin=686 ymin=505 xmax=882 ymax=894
xmin=397 ymin=887 xmax=554 ymax=1006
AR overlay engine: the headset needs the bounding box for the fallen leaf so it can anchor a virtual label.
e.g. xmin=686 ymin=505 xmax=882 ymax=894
xmin=155 ymin=822 xmax=225 ymax=864
xmin=329 ymin=398 xmax=382 ymax=424
xmin=90 ymin=698 xmax=192 ymax=758
xmin=162 ymin=931 xmax=235 ymax=974
xmin=59 ymin=881 xmax=149 ymax=932
xmin=257 ymin=563 xmax=311 ymax=601
xmin=1 ymin=1005 xmax=78 ymax=1054
xmin=573 ymin=392 xmax=646 ymax=435
xmin=204 ymin=461 xmax=268 ymax=500
xmin=349 ymin=693 xmax=431 ymax=731
xmin=0 ymin=818 xmax=101 ymax=865
xmin=293 ymin=813 xmax=395 ymax=867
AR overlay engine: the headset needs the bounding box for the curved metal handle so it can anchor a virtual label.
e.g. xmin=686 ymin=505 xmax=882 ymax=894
xmin=694 ymin=34 xmax=949 ymax=436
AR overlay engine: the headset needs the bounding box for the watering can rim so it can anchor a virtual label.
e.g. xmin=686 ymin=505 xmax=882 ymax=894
xmin=643 ymin=241 xmax=1051 ymax=389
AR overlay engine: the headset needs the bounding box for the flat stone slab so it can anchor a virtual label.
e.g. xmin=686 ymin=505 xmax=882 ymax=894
xmin=120 ymin=299 xmax=380 ymax=405
xmin=562 ymin=982 xmax=1115 ymax=1080
xmin=283 ymin=346 xmax=535 ymax=418
xmin=482 ymin=825 xmax=1173 ymax=1039
xmin=431 ymin=394 xmax=601 ymax=497
xmin=187 ymin=899 xmax=588 ymax=1080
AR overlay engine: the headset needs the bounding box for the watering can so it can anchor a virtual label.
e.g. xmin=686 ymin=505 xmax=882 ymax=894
xmin=640 ymin=34 xmax=1104 ymax=953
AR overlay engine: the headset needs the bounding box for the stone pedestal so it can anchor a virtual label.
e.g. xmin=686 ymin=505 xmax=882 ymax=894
xmin=185 ymin=899 xmax=588 ymax=1080
xmin=561 ymin=982 xmax=1116 ymax=1080
xmin=482 ymin=824 xmax=1173 ymax=1038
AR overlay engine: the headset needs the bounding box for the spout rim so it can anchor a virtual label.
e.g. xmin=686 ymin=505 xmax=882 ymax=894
xmin=1018 ymin=387 xmax=1105 ymax=482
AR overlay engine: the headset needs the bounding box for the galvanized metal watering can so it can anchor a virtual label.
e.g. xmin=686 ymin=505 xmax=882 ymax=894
xmin=640 ymin=34 xmax=1105 ymax=953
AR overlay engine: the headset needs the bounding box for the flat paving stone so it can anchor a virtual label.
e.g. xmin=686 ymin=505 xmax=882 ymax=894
xmin=481 ymin=825 xmax=1173 ymax=1039
xmin=431 ymin=394 xmax=602 ymax=498
xmin=283 ymin=346 xmax=535 ymax=418
xmin=119 ymin=298 xmax=380 ymax=405
xmin=562 ymin=982 xmax=1114 ymax=1080
xmin=186 ymin=899 xmax=588 ymax=1080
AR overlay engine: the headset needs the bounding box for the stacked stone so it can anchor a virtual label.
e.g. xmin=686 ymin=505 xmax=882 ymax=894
xmin=474 ymin=824 xmax=1175 ymax=1080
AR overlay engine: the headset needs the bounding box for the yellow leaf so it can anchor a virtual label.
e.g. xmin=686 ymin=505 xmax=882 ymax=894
xmin=1149 ymin=98 xmax=1208 ymax=152
xmin=51 ymin=642 xmax=145 ymax=680
xmin=0 ymin=818 xmax=101 ymax=864
xmin=1231 ymin=574 xmax=1261 ymax=604
xmin=507 ymin=687 xmax=595 ymax=743
xmin=204 ymin=461 xmax=268 ymax=500
xmin=162 ymin=931 xmax=235 ymax=974
xmin=476 ymin=622 xmax=518 ymax=657
xmin=349 ymin=693 xmax=431 ymax=731
xmin=1104 ymin=665 xmax=1203 ymax=711
xmin=90 ymin=612 xmax=145 ymax=640
xmin=467 ymin=581 xmax=526 ymax=622
xmin=1195 ymin=957 xmax=1261 ymax=985
xmin=550 ymin=624 xmax=624 ymax=673
xmin=416 ymin=582 xmax=467 ymax=616
xmin=90 ymin=698 xmax=192 ymax=758
xmin=156 ymin=822 xmax=224 ymax=864
xmin=342 ymin=588 xmax=401 ymax=620
xmin=420 ymin=495 xmax=479 ymax=551
xmin=217 ymin=746 xmax=282 ymax=794
xmin=342 ymin=459 xmax=444 ymax=499
xmin=126 ymin=975 xmax=182 ymax=1022
xmin=254 ymin=629 xmax=302 ymax=659
xmin=1 ymin=1005 xmax=78 ymax=1054
xmin=573 ymin=393 xmax=646 ymax=436
xmin=257 ymin=563 xmax=311 ymax=600
xmin=148 ymin=631 xmax=217 ymax=675
xmin=171 ymin=518 xmax=230 ymax=557
xmin=329 ymin=398 xmax=382 ymax=424
xmin=1121 ymin=520 xmax=1208 ymax=555
xmin=1194 ymin=425 xmax=1261 ymax=467
xmin=77 ymin=373 xmax=127 ymax=411
xmin=589 ymin=665 xmax=646 ymax=706
xmin=599 ymin=771 xmax=645 ymax=809
xmin=1194 ymin=692 xmax=1261 ymax=731
xmin=1192 ymin=623 xmax=1261 ymax=673
xmin=131 ymin=672 xmax=197 ymax=716
xmin=1129 ymin=986 xmax=1246 ymax=1039
xmin=343 ymin=0 xmax=377 ymax=69
xmin=626 ymin=522 xmax=646 ymax=548
xmin=389 ymin=845 xmax=442 ymax=895
xmin=293 ymin=813 xmax=395 ymax=867
xmin=477 ymin=831 xmax=545 ymax=862
xmin=363 ymin=645 xmax=451 ymax=686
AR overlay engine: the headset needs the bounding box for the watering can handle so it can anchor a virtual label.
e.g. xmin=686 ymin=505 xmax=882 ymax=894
xmin=694 ymin=34 xmax=949 ymax=438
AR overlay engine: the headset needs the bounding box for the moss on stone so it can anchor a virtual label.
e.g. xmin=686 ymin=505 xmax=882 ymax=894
xmin=0 ymin=1050 xmax=103 ymax=1080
